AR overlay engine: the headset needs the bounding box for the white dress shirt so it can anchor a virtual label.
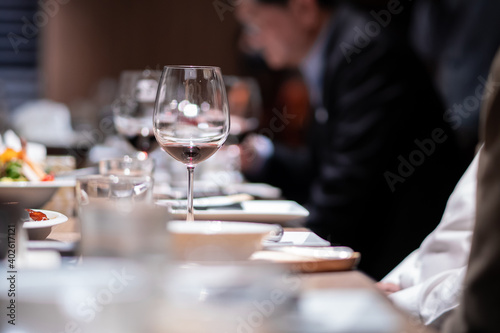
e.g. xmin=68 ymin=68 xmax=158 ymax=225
xmin=381 ymin=151 xmax=479 ymax=328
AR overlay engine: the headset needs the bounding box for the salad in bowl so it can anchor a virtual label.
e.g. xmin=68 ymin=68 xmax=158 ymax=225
xmin=0 ymin=135 xmax=74 ymax=208
xmin=0 ymin=147 xmax=54 ymax=182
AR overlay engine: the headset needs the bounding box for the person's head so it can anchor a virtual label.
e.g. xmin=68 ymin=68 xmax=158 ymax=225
xmin=236 ymin=0 xmax=336 ymax=69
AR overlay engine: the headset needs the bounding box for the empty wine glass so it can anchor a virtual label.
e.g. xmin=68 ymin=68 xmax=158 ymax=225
xmin=112 ymin=69 xmax=162 ymax=156
xmin=153 ymin=66 xmax=230 ymax=221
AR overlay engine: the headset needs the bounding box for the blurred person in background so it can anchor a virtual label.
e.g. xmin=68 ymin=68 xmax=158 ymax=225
xmin=236 ymin=0 xmax=463 ymax=279
xmin=410 ymin=0 xmax=500 ymax=169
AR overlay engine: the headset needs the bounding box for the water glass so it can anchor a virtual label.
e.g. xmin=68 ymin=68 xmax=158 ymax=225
xmin=151 ymin=263 xmax=296 ymax=333
xmin=99 ymin=154 xmax=155 ymax=177
xmin=76 ymin=175 xmax=154 ymax=258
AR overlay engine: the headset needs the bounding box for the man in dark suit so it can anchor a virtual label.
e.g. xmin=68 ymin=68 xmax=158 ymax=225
xmin=237 ymin=0 xmax=463 ymax=279
xmin=442 ymin=49 xmax=500 ymax=333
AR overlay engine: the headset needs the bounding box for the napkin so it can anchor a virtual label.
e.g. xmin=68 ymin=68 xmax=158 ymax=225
xmin=262 ymin=231 xmax=330 ymax=247
xmin=158 ymin=194 xmax=254 ymax=210
xmin=19 ymin=250 xmax=61 ymax=269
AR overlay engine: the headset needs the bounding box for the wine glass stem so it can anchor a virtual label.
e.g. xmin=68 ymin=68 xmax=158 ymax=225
xmin=186 ymin=166 xmax=195 ymax=222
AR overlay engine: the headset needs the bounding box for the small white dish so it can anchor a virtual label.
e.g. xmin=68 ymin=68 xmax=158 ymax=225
xmin=0 ymin=179 xmax=76 ymax=208
xmin=270 ymin=246 xmax=353 ymax=259
xmin=225 ymin=183 xmax=282 ymax=199
xmin=166 ymin=200 xmax=309 ymax=225
xmin=262 ymin=231 xmax=331 ymax=248
xmin=168 ymin=220 xmax=277 ymax=261
xmin=23 ymin=209 xmax=68 ymax=240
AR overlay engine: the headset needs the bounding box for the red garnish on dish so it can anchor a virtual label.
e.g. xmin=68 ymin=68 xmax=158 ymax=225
xmin=25 ymin=209 xmax=49 ymax=221
xmin=41 ymin=174 xmax=55 ymax=181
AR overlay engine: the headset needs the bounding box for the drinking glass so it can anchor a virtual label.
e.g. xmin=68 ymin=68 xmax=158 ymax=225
xmin=76 ymin=175 xmax=154 ymax=257
xmin=151 ymin=263 xmax=296 ymax=333
xmin=99 ymin=154 xmax=155 ymax=177
xmin=112 ymin=69 xmax=162 ymax=156
xmin=153 ymin=66 xmax=230 ymax=221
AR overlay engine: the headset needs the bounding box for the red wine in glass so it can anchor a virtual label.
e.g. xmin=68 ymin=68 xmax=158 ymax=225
xmin=160 ymin=142 xmax=220 ymax=167
xmin=113 ymin=69 xmax=162 ymax=154
xmin=124 ymin=132 xmax=159 ymax=154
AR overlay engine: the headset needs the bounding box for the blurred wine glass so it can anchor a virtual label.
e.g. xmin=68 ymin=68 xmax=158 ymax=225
xmin=224 ymin=75 xmax=261 ymax=142
xmin=112 ymin=69 xmax=161 ymax=156
xmin=153 ymin=66 xmax=230 ymax=221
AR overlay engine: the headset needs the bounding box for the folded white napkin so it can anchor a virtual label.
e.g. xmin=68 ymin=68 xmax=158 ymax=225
xmin=263 ymin=231 xmax=331 ymax=248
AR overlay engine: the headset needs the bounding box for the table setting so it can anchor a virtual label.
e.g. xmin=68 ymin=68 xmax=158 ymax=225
xmin=0 ymin=66 xmax=433 ymax=333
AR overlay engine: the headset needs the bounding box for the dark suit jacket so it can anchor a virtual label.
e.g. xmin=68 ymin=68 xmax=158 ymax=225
xmin=442 ymin=49 xmax=500 ymax=333
xmin=250 ymin=4 xmax=464 ymax=279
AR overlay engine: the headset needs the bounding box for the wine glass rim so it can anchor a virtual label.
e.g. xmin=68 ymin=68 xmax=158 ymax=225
xmin=76 ymin=174 xmax=152 ymax=182
xmin=162 ymin=65 xmax=221 ymax=70
xmin=120 ymin=69 xmax=163 ymax=74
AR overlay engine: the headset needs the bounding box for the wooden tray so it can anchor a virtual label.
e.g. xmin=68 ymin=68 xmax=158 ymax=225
xmin=251 ymin=250 xmax=360 ymax=273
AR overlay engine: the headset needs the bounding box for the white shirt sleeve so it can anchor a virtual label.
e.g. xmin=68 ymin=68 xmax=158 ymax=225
xmin=381 ymin=250 xmax=420 ymax=286
xmin=388 ymin=267 xmax=466 ymax=328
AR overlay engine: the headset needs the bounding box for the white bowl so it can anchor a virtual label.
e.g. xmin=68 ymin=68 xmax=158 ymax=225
xmin=0 ymin=179 xmax=75 ymax=208
xmin=23 ymin=209 xmax=68 ymax=240
xmin=168 ymin=220 xmax=276 ymax=261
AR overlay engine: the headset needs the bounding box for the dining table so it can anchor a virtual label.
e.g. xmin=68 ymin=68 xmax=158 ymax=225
xmin=31 ymin=187 xmax=437 ymax=333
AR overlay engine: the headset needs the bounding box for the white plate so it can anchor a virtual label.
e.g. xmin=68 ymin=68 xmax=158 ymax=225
xmin=167 ymin=200 xmax=309 ymax=224
xmin=0 ymin=179 xmax=75 ymax=189
xmin=262 ymin=232 xmax=331 ymax=248
xmin=23 ymin=209 xmax=69 ymax=229
xmin=23 ymin=209 xmax=68 ymax=240
xmin=0 ymin=179 xmax=76 ymax=208
xmin=225 ymin=183 xmax=282 ymax=199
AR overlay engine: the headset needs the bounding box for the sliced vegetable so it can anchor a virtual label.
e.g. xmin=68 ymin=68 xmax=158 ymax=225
xmin=5 ymin=161 xmax=23 ymax=179
xmin=0 ymin=148 xmax=22 ymax=163
xmin=0 ymin=145 xmax=51 ymax=182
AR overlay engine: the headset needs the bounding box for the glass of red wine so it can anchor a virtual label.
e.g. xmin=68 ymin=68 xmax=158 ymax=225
xmin=153 ymin=66 xmax=230 ymax=221
xmin=113 ymin=69 xmax=162 ymax=156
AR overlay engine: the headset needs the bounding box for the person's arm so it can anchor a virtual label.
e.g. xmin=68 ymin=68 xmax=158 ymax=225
xmin=241 ymin=134 xmax=313 ymax=203
xmin=389 ymin=267 xmax=467 ymax=329
xmin=378 ymin=249 xmax=419 ymax=289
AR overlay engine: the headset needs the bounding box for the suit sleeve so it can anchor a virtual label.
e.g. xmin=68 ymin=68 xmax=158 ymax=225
xmin=307 ymin=40 xmax=432 ymax=226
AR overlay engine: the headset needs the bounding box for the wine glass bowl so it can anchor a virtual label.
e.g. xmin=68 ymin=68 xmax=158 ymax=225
xmin=112 ymin=69 xmax=162 ymax=154
xmin=153 ymin=66 xmax=230 ymax=221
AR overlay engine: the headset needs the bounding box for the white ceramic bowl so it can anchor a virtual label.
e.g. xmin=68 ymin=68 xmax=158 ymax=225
xmin=168 ymin=220 xmax=276 ymax=261
xmin=23 ymin=209 xmax=68 ymax=240
xmin=0 ymin=179 xmax=75 ymax=208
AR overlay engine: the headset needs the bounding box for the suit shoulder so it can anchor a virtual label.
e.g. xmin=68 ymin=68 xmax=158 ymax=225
xmin=327 ymin=3 xmax=410 ymax=67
